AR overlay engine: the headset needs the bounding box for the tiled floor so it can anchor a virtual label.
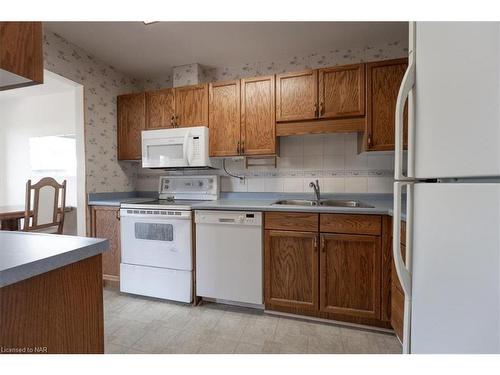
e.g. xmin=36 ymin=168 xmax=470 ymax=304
xmin=103 ymin=288 xmax=402 ymax=354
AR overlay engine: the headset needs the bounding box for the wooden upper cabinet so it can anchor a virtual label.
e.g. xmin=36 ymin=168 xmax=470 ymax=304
xmin=209 ymin=80 xmax=241 ymax=157
xmin=0 ymin=22 xmax=43 ymax=90
xmin=145 ymin=89 xmax=175 ymax=129
xmin=91 ymin=206 xmax=121 ymax=282
xmin=117 ymin=92 xmax=145 ymax=160
xmin=241 ymin=75 xmax=276 ymax=155
xmin=365 ymin=58 xmax=408 ymax=151
xmin=319 ymin=233 xmax=381 ymax=319
xmin=265 ymin=230 xmax=319 ymax=311
xmin=174 ymin=83 xmax=209 ymax=127
xmin=276 ymin=70 xmax=318 ymax=122
xmin=318 ymin=64 xmax=365 ymax=119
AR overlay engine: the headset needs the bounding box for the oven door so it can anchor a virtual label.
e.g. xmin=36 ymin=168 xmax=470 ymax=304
xmin=120 ymin=209 xmax=192 ymax=271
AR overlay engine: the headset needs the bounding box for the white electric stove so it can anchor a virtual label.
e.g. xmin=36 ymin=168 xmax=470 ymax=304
xmin=119 ymin=175 xmax=219 ymax=303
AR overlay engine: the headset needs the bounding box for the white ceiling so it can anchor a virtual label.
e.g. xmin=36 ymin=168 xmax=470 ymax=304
xmin=44 ymin=22 xmax=408 ymax=79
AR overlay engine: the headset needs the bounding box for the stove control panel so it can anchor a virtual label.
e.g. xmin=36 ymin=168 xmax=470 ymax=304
xmin=158 ymin=175 xmax=219 ymax=201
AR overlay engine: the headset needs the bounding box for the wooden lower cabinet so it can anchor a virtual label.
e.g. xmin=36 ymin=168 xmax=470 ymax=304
xmin=264 ymin=230 xmax=319 ymax=311
xmin=264 ymin=212 xmax=391 ymax=329
xmin=90 ymin=206 xmax=121 ymax=284
xmin=319 ymin=233 xmax=381 ymax=319
xmin=0 ymin=255 xmax=104 ymax=353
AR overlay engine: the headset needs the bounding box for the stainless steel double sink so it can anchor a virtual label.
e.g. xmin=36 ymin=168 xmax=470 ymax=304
xmin=272 ymin=199 xmax=374 ymax=208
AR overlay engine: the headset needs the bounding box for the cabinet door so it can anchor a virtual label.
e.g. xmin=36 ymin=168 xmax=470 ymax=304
xmin=209 ymin=80 xmax=241 ymax=157
xmin=174 ymin=83 xmax=209 ymax=127
xmin=276 ymin=70 xmax=318 ymax=122
xmin=91 ymin=206 xmax=121 ymax=281
xmin=366 ymin=58 xmax=408 ymax=151
xmin=146 ymin=88 xmax=175 ymax=129
xmin=117 ymin=92 xmax=145 ymax=160
xmin=320 ymin=234 xmax=381 ymax=319
xmin=241 ymin=75 xmax=276 ymax=155
xmin=265 ymin=230 xmax=319 ymax=311
xmin=318 ymin=64 xmax=365 ymax=119
xmin=0 ymin=22 xmax=43 ymax=90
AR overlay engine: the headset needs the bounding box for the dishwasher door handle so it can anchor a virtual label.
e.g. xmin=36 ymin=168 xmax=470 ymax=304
xmin=218 ymin=218 xmax=236 ymax=223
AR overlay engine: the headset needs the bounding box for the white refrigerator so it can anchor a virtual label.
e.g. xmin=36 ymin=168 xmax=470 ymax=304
xmin=393 ymin=22 xmax=500 ymax=354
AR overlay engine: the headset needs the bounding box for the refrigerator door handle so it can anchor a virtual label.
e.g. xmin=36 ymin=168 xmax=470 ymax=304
xmin=394 ymin=56 xmax=415 ymax=180
xmin=393 ymin=181 xmax=413 ymax=297
xmin=393 ymin=181 xmax=414 ymax=354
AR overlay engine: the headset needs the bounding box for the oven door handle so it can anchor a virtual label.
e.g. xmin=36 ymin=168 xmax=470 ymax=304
xmin=119 ymin=210 xmax=192 ymax=220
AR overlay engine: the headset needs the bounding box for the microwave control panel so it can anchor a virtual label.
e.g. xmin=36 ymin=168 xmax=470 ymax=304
xmin=192 ymin=136 xmax=201 ymax=161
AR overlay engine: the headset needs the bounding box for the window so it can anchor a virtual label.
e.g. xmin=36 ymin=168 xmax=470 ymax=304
xmin=29 ymin=135 xmax=77 ymax=176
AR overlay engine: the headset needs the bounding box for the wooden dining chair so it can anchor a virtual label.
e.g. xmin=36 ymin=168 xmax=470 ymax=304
xmin=24 ymin=177 xmax=67 ymax=234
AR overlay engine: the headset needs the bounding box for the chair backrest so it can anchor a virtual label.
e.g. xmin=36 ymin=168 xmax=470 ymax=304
xmin=24 ymin=177 xmax=67 ymax=234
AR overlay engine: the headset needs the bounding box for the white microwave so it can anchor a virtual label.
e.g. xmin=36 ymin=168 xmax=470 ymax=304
xmin=141 ymin=126 xmax=211 ymax=168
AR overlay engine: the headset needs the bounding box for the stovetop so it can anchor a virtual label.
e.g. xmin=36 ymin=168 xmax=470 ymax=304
xmin=120 ymin=199 xmax=204 ymax=211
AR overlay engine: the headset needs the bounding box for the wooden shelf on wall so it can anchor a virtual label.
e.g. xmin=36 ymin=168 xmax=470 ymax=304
xmin=276 ymin=117 xmax=365 ymax=137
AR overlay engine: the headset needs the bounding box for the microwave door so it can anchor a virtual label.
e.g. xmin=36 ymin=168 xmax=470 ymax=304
xmin=143 ymin=137 xmax=187 ymax=168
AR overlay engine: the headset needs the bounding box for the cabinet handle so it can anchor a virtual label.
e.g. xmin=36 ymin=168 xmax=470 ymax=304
xmin=321 ymin=236 xmax=325 ymax=252
xmin=237 ymin=141 xmax=240 ymax=155
xmin=313 ymin=236 xmax=318 ymax=251
xmin=319 ymin=101 xmax=324 ymax=117
xmin=367 ymin=134 xmax=372 ymax=147
xmin=171 ymin=114 xmax=174 ymax=127
xmin=116 ymin=210 xmax=120 ymax=221
xmin=314 ymin=103 xmax=318 ymax=117
xmin=241 ymin=140 xmax=245 ymax=154
xmin=175 ymin=114 xmax=179 ymax=127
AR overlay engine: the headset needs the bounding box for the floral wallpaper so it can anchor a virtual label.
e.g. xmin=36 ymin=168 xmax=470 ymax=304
xmin=43 ymin=30 xmax=141 ymax=193
xmin=142 ymin=40 xmax=407 ymax=90
xmin=142 ymin=75 xmax=173 ymax=91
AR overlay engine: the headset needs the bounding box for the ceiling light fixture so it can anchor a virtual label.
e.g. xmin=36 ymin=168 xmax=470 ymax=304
xmin=143 ymin=21 xmax=158 ymax=25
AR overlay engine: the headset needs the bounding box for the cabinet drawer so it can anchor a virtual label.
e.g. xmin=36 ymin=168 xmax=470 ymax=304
xmin=391 ymin=283 xmax=404 ymax=342
xmin=265 ymin=212 xmax=318 ymax=232
xmin=320 ymin=214 xmax=381 ymax=235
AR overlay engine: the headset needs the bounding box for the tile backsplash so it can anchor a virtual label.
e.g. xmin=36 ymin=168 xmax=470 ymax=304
xmin=136 ymin=133 xmax=395 ymax=194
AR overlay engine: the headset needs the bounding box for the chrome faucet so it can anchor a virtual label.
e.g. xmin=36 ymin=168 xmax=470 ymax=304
xmin=309 ymin=179 xmax=321 ymax=204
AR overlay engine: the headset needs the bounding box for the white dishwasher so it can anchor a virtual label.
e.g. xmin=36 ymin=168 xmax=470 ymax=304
xmin=195 ymin=210 xmax=263 ymax=307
